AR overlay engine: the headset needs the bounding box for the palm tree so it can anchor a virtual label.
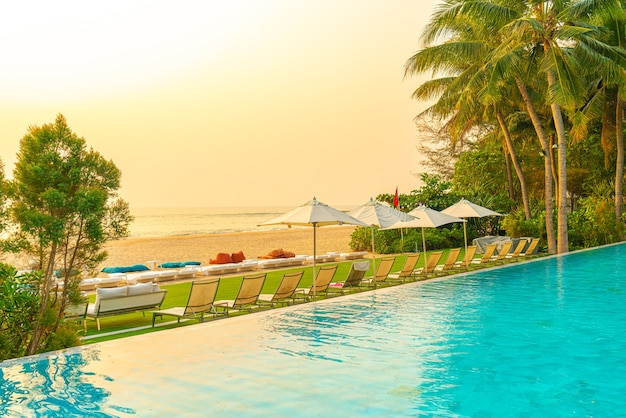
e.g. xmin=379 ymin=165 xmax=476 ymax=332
xmin=404 ymin=0 xmax=533 ymax=220
xmin=570 ymin=0 xmax=626 ymax=221
xmin=483 ymin=0 xmax=620 ymax=253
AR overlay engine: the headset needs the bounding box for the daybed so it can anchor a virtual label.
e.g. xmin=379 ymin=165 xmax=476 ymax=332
xmin=155 ymin=269 xmax=178 ymax=282
xmin=200 ymin=263 xmax=240 ymax=276
xmin=126 ymin=271 xmax=160 ymax=284
xmin=258 ymin=255 xmax=308 ymax=269
xmin=202 ymin=251 xmax=255 ymax=275
xmin=338 ymin=251 xmax=368 ymax=261
xmin=79 ymin=275 xmax=127 ymax=291
xmin=314 ymin=252 xmax=340 ymax=263
xmin=86 ymin=283 xmax=167 ymax=330
xmin=175 ymin=266 xmax=202 ymax=280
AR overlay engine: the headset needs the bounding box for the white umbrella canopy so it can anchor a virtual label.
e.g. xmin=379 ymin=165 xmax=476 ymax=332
xmin=441 ymin=198 xmax=504 ymax=218
xmin=261 ymin=197 xmax=368 ymax=228
xmin=348 ymin=197 xmax=414 ymax=229
xmin=259 ymin=197 xmax=367 ymax=298
xmin=382 ymin=205 xmax=465 ymax=256
xmin=441 ymin=198 xmax=504 ymax=254
xmin=347 ymin=197 xmax=414 ymax=253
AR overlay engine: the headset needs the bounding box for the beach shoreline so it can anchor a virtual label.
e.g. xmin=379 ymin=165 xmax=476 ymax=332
xmin=99 ymin=225 xmax=358 ymax=271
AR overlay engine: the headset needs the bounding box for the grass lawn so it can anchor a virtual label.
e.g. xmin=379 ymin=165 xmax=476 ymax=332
xmin=78 ymin=247 xmax=538 ymax=344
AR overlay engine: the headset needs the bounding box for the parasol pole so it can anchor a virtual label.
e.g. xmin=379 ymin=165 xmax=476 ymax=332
xmin=371 ymin=224 xmax=378 ymax=290
xmin=463 ymin=219 xmax=469 ymax=269
xmin=313 ymin=222 xmax=317 ymax=300
xmin=421 ymin=227 xmax=427 ymax=276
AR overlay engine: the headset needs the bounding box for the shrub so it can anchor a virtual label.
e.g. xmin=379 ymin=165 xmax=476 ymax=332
xmin=568 ymin=196 xmax=625 ymax=249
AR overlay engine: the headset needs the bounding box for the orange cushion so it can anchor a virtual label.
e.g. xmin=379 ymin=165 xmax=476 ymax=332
xmin=231 ymin=251 xmax=246 ymax=263
xmin=268 ymin=248 xmax=285 ymax=258
xmin=210 ymin=252 xmax=232 ymax=264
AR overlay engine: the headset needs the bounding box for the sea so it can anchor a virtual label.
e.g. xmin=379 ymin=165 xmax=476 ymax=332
xmin=128 ymin=206 xmax=354 ymax=238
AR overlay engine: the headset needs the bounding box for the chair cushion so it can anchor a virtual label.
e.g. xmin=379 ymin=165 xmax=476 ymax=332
xmin=102 ymin=264 xmax=150 ymax=273
xmin=97 ymin=286 xmax=128 ymax=299
xmin=94 ymin=286 xmax=128 ymax=312
xmin=231 ymin=251 xmax=246 ymax=263
xmin=159 ymin=262 xmax=186 ymax=268
xmin=268 ymin=248 xmax=285 ymax=258
xmin=210 ymin=252 xmax=233 ymax=264
xmin=127 ymin=282 xmax=155 ymax=296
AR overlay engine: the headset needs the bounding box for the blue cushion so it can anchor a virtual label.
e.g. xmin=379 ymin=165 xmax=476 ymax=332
xmin=101 ymin=264 xmax=150 ymax=273
xmin=158 ymin=262 xmax=186 ymax=268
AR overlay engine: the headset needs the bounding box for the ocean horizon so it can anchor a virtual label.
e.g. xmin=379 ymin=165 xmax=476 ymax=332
xmin=128 ymin=205 xmax=356 ymax=238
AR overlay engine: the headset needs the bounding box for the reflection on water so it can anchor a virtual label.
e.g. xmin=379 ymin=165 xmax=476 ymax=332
xmin=0 ymin=348 xmax=133 ymax=417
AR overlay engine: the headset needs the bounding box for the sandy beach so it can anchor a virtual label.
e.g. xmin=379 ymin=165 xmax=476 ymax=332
xmin=98 ymin=225 xmax=358 ymax=270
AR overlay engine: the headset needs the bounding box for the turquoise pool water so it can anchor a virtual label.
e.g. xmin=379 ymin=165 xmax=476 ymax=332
xmin=1 ymin=244 xmax=625 ymax=416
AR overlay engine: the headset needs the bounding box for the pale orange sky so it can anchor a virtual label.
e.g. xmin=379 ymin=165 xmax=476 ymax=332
xmin=0 ymin=1 xmax=439 ymax=208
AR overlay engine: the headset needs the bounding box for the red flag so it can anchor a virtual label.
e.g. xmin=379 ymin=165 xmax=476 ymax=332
xmin=393 ymin=186 xmax=399 ymax=208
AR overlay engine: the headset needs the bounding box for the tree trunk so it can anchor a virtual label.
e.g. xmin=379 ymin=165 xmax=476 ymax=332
xmin=516 ymin=79 xmax=557 ymax=253
xmin=546 ymin=70 xmax=569 ymax=254
xmin=25 ymin=243 xmax=57 ymax=356
xmin=504 ymin=144 xmax=514 ymax=200
xmin=496 ymin=110 xmax=531 ymax=220
xmin=616 ymin=92 xmax=624 ymax=222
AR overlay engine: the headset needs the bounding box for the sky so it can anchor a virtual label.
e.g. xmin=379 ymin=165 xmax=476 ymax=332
xmin=0 ymin=0 xmax=440 ymax=209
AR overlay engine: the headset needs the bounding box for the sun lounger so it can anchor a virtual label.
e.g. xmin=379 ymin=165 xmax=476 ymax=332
xmin=414 ymin=251 xmax=443 ymax=275
xmin=65 ymin=300 xmax=88 ymax=333
xmin=328 ymin=260 xmax=370 ymax=295
xmin=294 ymin=265 xmax=338 ymax=301
xmin=454 ymin=245 xmax=478 ymax=268
xmin=258 ymin=271 xmax=304 ymax=307
xmin=362 ymin=256 xmax=395 ymax=288
xmin=434 ymin=248 xmax=461 ymax=274
xmin=505 ymin=239 xmax=527 ymax=259
xmin=387 ymin=253 xmax=420 ymax=283
xmin=214 ymin=273 xmax=267 ymax=316
xmin=470 ymin=243 xmax=497 ymax=266
xmin=490 ymin=241 xmax=513 ymax=263
xmin=520 ymin=238 xmax=540 ymax=257
xmin=152 ymin=278 xmax=223 ymax=326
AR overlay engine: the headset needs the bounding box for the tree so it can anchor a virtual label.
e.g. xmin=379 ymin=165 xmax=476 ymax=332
xmin=570 ymin=0 xmax=626 ymax=221
xmin=493 ymin=0 xmax=623 ymax=252
xmin=7 ymin=114 xmax=132 ymax=356
xmin=0 ymin=159 xmax=8 ymax=237
xmin=404 ymin=0 xmax=533 ymax=221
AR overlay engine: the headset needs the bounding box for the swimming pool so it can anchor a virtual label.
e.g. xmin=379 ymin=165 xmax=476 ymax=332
xmin=1 ymin=244 xmax=625 ymax=416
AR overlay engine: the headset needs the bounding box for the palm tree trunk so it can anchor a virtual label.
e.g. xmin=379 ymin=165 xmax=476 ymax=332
xmin=616 ymin=92 xmax=624 ymax=221
xmin=516 ymin=78 xmax=557 ymax=253
xmin=546 ymin=70 xmax=569 ymax=254
xmin=504 ymin=143 xmax=514 ymax=200
xmin=496 ymin=110 xmax=531 ymax=220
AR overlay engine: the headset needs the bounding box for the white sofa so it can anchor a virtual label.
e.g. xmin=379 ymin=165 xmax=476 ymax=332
xmin=86 ymin=283 xmax=167 ymax=331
